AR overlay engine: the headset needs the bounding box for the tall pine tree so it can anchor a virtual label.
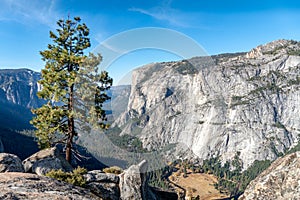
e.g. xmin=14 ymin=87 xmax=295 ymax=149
xmin=31 ymin=17 xmax=112 ymax=163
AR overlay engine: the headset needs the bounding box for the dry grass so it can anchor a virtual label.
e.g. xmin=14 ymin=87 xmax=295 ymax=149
xmin=170 ymin=172 xmax=229 ymax=200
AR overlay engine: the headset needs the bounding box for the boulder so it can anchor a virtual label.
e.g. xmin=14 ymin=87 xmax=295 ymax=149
xmin=84 ymin=170 xmax=120 ymax=200
xmin=22 ymin=147 xmax=72 ymax=175
xmin=119 ymin=160 xmax=157 ymax=200
xmin=84 ymin=170 xmax=119 ymax=184
xmin=87 ymin=182 xmax=120 ymax=200
xmin=32 ymin=157 xmax=65 ymax=176
xmin=0 ymin=172 xmax=100 ymax=199
xmin=239 ymin=151 xmax=300 ymax=200
xmin=0 ymin=153 xmax=24 ymax=172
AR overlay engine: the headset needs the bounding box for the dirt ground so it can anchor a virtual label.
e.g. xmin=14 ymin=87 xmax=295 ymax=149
xmin=169 ymin=172 xmax=229 ymax=200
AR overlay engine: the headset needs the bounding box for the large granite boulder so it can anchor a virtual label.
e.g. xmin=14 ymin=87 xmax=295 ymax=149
xmin=119 ymin=160 xmax=157 ymax=200
xmin=0 ymin=172 xmax=100 ymax=199
xmin=85 ymin=170 xmax=120 ymax=183
xmin=239 ymin=151 xmax=300 ymax=200
xmin=0 ymin=153 xmax=24 ymax=172
xmin=85 ymin=170 xmax=120 ymax=200
xmin=88 ymin=182 xmax=120 ymax=200
xmin=22 ymin=147 xmax=72 ymax=175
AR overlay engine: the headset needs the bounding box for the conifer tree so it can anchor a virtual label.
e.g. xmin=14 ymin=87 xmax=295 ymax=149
xmin=31 ymin=17 xmax=112 ymax=163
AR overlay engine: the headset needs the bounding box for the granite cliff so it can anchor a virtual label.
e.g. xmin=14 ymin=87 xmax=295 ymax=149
xmin=114 ymin=39 xmax=300 ymax=168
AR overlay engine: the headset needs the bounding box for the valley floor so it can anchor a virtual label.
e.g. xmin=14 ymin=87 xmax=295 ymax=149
xmin=169 ymin=172 xmax=229 ymax=200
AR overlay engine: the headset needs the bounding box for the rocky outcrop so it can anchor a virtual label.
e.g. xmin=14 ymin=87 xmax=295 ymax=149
xmin=85 ymin=160 xmax=156 ymax=200
xmin=239 ymin=151 xmax=300 ymax=200
xmin=114 ymin=39 xmax=300 ymax=168
xmin=85 ymin=170 xmax=120 ymax=183
xmin=0 ymin=150 xmax=157 ymax=200
xmin=88 ymin=182 xmax=120 ymax=200
xmin=22 ymin=147 xmax=72 ymax=175
xmin=84 ymin=160 xmax=158 ymax=200
xmin=0 ymin=153 xmax=24 ymax=172
xmin=0 ymin=172 xmax=100 ymax=200
xmin=119 ymin=160 xmax=157 ymax=200
xmin=85 ymin=170 xmax=120 ymax=200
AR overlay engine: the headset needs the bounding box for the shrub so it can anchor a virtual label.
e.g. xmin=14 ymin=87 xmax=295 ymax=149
xmin=46 ymin=166 xmax=87 ymax=187
xmin=103 ymin=166 xmax=123 ymax=174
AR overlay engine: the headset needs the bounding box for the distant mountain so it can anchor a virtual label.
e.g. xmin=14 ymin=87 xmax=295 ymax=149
xmin=0 ymin=68 xmax=42 ymax=158
xmin=0 ymin=68 xmax=130 ymax=167
xmin=0 ymin=100 xmax=33 ymax=130
xmin=0 ymin=128 xmax=38 ymax=160
xmin=0 ymin=68 xmax=44 ymax=130
xmin=0 ymin=68 xmax=131 ymax=130
xmin=104 ymin=85 xmax=131 ymax=122
xmin=0 ymin=68 xmax=43 ymax=108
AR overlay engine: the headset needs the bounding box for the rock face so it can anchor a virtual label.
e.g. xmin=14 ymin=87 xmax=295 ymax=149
xmin=85 ymin=170 xmax=120 ymax=200
xmin=88 ymin=182 xmax=120 ymax=200
xmin=22 ymin=147 xmax=73 ymax=175
xmin=0 ymin=68 xmax=43 ymax=108
xmin=84 ymin=161 xmax=158 ymax=200
xmin=239 ymin=151 xmax=300 ymax=200
xmin=0 ymin=172 xmax=100 ymax=200
xmin=119 ymin=160 xmax=157 ymax=200
xmin=85 ymin=170 xmax=120 ymax=183
xmin=0 ymin=153 xmax=24 ymax=172
xmin=114 ymin=39 xmax=300 ymax=168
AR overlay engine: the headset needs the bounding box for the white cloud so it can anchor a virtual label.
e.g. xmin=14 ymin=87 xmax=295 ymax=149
xmin=0 ymin=0 xmax=60 ymax=28
xmin=128 ymin=0 xmax=198 ymax=28
xmin=101 ymin=42 xmax=126 ymax=54
xmin=129 ymin=7 xmax=192 ymax=28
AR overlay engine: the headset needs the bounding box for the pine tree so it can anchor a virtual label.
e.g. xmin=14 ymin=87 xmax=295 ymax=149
xmin=31 ymin=17 xmax=112 ymax=163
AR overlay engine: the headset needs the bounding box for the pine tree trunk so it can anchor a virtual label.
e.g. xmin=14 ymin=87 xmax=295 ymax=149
xmin=66 ymin=132 xmax=73 ymax=163
xmin=66 ymin=83 xmax=75 ymax=163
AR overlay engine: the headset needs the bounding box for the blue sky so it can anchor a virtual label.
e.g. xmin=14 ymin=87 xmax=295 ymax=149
xmin=1 ymin=0 xmax=300 ymax=84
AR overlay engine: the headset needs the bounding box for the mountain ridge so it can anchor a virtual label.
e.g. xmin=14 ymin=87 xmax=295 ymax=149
xmin=0 ymin=68 xmax=43 ymax=108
